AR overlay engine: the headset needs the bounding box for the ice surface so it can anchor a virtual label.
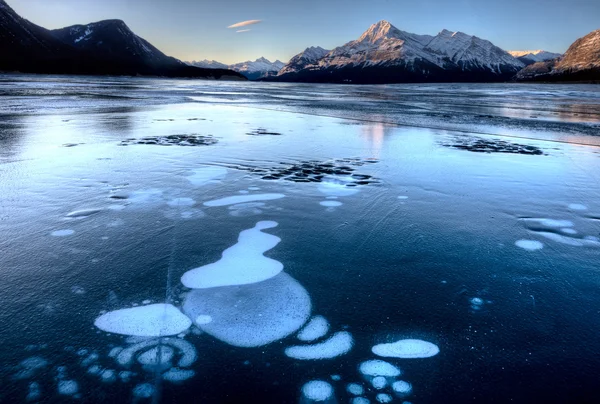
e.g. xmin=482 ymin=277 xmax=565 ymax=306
xmin=359 ymin=360 xmax=401 ymax=377
xmin=561 ymin=228 xmax=577 ymax=235
xmin=183 ymin=272 xmax=311 ymax=347
xmin=204 ymin=193 xmax=285 ymax=207
xmin=347 ymin=383 xmax=365 ymax=395
xmin=285 ymin=331 xmax=353 ymax=360
xmin=128 ymin=189 xmax=163 ymax=204
xmin=537 ymin=232 xmax=585 ymax=246
xmin=372 ymin=339 xmax=440 ymax=358
xmin=66 ymin=208 xmax=102 ymax=217
xmin=372 ymin=376 xmax=387 ymax=389
xmin=297 ymin=315 xmax=330 ymax=341
xmin=94 ymin=304 xmax=192 ymax=337
xmin=58 ymin=380 xmax=78 ymax=396
xmin=320 ymin=201 xmax=343 ymax=207
xmin=525 ymin=219 xmax=574 ymax=228
xmin=301 ymin=380 xmax=334 ymax=402
xmin=167 ymin=198 xmax=196 ymax=207
xmin=181 ymin=221 xmax=284 ymax=288
xmin=186 ymin=166 xmax=227 ymax=186
xmin=392 ymin=380 xmax=413 ymax=394
xmin=318 ymin=180 xmax=359 ymax=197
xmin=51 ymin=229 xmax=75 ymax=237
xmin=568 ymin=204 xmax=588 ymax=211
xmin=515 ymin=240 xmax=544 ymax=251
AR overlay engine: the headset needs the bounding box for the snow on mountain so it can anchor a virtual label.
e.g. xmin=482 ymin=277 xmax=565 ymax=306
xmin=275 ymin=20 xmax=524 ymax=83
xmin=188 ymin=59 xmax=228 ymax=69
xmin=277 ymin=46 xmax=329 ymax=76
xmin=508 ymin=50 xmax=562 ymax=65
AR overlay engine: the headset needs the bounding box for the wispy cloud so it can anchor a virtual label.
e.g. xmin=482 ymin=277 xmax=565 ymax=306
xmin=228 ymin=20 xmax=261 ymax=29
xmin=236 ymin=29 xmax=251 ymax=33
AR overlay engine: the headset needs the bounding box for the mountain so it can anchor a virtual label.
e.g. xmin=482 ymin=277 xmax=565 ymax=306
xmin=228 ymin=57 xmax=285 ymax=80
xmin=516 ymin=29 xmax=600 ymax=82
xmin=0 ymin=0 xmax=244 ymax=79
xmin=273 ymin=20 xmax=524 ymax=84
xmin=277 ymin=46 xmax=330 ymax=76
xmin=188 ymin=59 xmax=229 ymax=69
xmin=508 ymin=50 xmax=562 ymax=65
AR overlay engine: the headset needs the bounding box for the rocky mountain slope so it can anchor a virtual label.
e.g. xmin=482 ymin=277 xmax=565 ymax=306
xmin=274 ymin=21 xmax=524 ymax=84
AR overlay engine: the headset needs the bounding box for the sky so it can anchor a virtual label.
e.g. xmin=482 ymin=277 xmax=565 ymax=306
xmin=11 ymin=0 xmax=600 ymax=64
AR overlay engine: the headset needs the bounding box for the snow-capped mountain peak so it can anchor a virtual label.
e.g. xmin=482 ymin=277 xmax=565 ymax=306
xmin=508 ymin=50 xmax=562 ymax=64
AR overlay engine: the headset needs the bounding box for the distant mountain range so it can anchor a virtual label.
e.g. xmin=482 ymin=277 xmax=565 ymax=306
xmin=187 ymin=57 xmax=285 ymax=80
xmin=0 ymin=0 xmax=244 ymax=79
xmin=2 ymin=0 xmax=598 ymax=83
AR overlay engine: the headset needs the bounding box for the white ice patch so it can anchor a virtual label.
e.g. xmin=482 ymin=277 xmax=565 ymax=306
xmin=183 ymin=272 xmax=311 ymax=348
xmin=515 ymin=239 xmax=544 ymax=251
xmin=101 ymin=369 xmax=116 ymax=383
xmin=372 ymin=376 xmax=387 ymax=389
xmin=392 ymin=380 xmax=412 ymax=395
xmin=525 ymin=218 xmax=574 ymax=228
xmin=285 ymin=331 xmax=353 ymax=360
xmin=51 ymin=230 xmax=75 ymax=237
xmin=195 ymin=315 xmax=213 ymax=324
xmin=167 ymin=198 xmax=196 ymax=207
xmin=372 ymin=339 xmax=440 ymax=359
xmin=181 ymin=221 xmax=283 ymax=289
xmin=301 ymin=380 xmax=334 ymax=402
xmin=347 ymin=383 xmax=364 ymax=395
xmin=297 ymin=316 xmax=330 ymax=342
xmin=58 ymin=380 xmax=78 ymax=396
xmin=187 ymin=166 xmax=227 ymax=186
xmin=319 ymin=201 xmax=343 ymax=207
xmin=94 ymin=304 xmax=191 ymax=337
xmin=204 ymin=193 xmax=285 ymax=207
xmin=66 ymin=208 xmax=103 ymax=218
xmin=568 ymin=204 xmax=588 ymax=211
xmin=359 ymin=360 xmax=401 ymax=377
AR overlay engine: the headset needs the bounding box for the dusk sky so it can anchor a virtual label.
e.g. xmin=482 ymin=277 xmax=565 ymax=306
xmin=11 ymin=0 xmax=600 ymax=64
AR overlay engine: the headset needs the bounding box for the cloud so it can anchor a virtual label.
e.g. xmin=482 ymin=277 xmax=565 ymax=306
xmin=228 ymin=20 xmax=261 ymax=29
xmin=236 ymin=29 xmax=251 ymax=33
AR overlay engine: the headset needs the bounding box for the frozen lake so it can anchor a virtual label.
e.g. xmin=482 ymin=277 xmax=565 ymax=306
xmin=1 ymin=75 xmax=599 ymax=403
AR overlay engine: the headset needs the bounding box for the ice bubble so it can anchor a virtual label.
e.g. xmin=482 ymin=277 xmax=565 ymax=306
xmin=239 ymin=190 xmax=250 ymax=194
xmin=398 ymin=196 xmax=409 ymax=200
xmin=359 ymin=360 xmax=401 ymax=377
xmin=101 ymin=369 xmax=116 ymax=383
xmin=133 ymin=383 xmax=155 ymax=398
xmin=352 ymin=398 xmax=370 ymax=404
xmin=347 ymin=383 xmax=364 ymax=395
xmin=392 ymin=380 xmax=413 ymax=395
xmin=537 ymin=232 xmax=584 ymax=246
xmin=248 ymin=187 xmax=260 ymax=191
xmin=66 ymin=208 xmax=103 ymax=218
xmin=301 ymin=380 xmax=334 ymax=402
xmin=183 ymin=272 xmax=311 ymax=348
xmin=297 ymin=316 xmax=330 ymax=342
xmin=108 ymin=347 xmax=122 ymax=358
xmin=162 ymin=368 xmax=195 ymax=382
xmin=14 ymin=357 xmax=48 ymax=379
xmin=26 ymin=382 xmax=41 ymax=402
xmin=561 ymin=228 xmax=578 ymax=235
xmin=372 ymin=376 xmax=387 ymax=389
xmin=204 ymin=193 xmax=285 ymax=207
xmin=87 ymin=365 xmax=101 ymax=375
xmin=51 ymin=229 xmax=75 ymax=237
xmin=372 ymin=339 xmax=439 ymax=359
xmin=116 ymin=338 xmax=196 ymax=368
xmin=119 ymin=371 xmax=133 ymax=382
xmin=167 ymin=198 xmax=196 ymax=207
xmin=515 ymin=239 xmax=544 ymax=251
xmin=81 ymin=353 xmax=99 ymax=367
xmin=181 ymin=221 xmax=284 ymax=289
xmin=525 ymin=218 xmax=574 ymax=228
xmin=318 ymin=180 xmax=359 ymax=197
xmin=470 ymin=297 xmax=484 ymax=306
xmin=376 ymin=393 xmax=392 ymax=403
xmin=58 ymin=380 xmax=78 ymax=396
xmin=285 ymin=331 xmax=353 ymax=360
xmin=94 ymin=303 xmax=192 ymax=337
xmin=585 ymin=236 xmax=600 ymax=242
xmin=320 ymin=201 xmax=343 ymax=207
xmin=137 ymin=346 xmax=175 ymax=366
xmin=195 ymin=315 xmax=213 ymax=325
xmin=568 ymin=204 xmax=588 ymax=211
xmin=331 ymin=375 xmax=341 ymax=381
xmin=187 ymin=166 xmax=227 ymax=186
xmin=228 ymin=202 xmax=266 ymax=217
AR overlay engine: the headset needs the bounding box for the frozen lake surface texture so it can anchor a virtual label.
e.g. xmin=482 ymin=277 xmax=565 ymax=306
xmin=1 ymin=76 xmax=600 ymax=403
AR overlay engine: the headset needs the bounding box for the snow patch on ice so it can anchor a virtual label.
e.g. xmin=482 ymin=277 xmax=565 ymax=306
xmin=204 ymin=193 xmax=285 ymax=207
xmin=181 ymin=221 xmax=283 ymax=288
xmin=94 ymin=303 xmax=192 ymax=337
xmin=285 ymin=331 xmax=353 ymax=360
xmin=372 ymin=339 xmax=439 ymax=359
